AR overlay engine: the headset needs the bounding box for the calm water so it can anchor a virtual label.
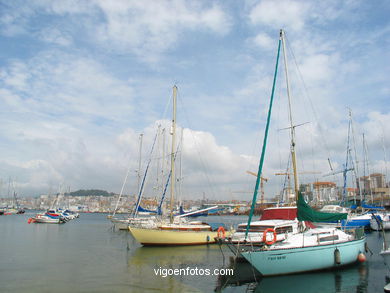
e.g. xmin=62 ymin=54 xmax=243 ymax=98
xmin=1 ymin=212 xmax=389 ymax=293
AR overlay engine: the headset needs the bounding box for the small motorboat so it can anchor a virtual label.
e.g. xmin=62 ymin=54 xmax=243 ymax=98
xmin=28 ymin=212 xmax=66 ymax=224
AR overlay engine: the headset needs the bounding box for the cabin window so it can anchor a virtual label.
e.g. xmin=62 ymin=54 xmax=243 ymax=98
xmin=319 ymin=235 xmax=339 ymax=242
xmin=275 ymin=226 xmax=293 ymax=234
xmin=236 ymin=225 xmax=273 ymax=233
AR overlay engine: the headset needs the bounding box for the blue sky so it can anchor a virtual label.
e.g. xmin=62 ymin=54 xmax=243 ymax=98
xmin=0 ymin=0 xmax=389 ymax=200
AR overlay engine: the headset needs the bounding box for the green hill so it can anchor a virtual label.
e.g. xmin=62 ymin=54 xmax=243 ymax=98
xmin=65 ymin=189 xmax=116 ymax=197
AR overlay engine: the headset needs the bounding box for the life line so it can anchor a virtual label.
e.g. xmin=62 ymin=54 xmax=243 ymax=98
xmin=217 ymin=226 xmax=226 ymax=239
xmin=263 ymin=228 xmax=277 ymax=245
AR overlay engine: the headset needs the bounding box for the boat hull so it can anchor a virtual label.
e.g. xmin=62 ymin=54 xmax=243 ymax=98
xmin=129 ymin=226 xmax=221 ymax=246
xmin=33 ymin=218 xmax=63 ymax=224
xmin=370 ymin=215 xmax=390 ymax=231
xmin=241 ymin=238 xmax=365 ymax=276
xmin=111 ymin=219 xmax=129 ymax=230
xmin=341 ymin=218 xmax=371 ymax=229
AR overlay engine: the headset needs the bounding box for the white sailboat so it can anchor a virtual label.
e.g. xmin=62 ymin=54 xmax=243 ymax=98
xmin=237 ymin=29 xmax=365 ymax=276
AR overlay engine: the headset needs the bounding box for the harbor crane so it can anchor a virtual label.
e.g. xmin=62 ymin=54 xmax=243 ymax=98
xmin=246 ymin=171 xmax=268 ymax=204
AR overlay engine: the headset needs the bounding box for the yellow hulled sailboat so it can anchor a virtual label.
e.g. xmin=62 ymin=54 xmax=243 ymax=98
xmin=129 ymin=222 xmax=222 ymax=246
xmin=128 ymin=86 xmax=231 ymax=246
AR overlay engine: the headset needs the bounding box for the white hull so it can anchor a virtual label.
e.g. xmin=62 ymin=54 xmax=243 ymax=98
xmin=370 ymin=214 xmax=390 ymax=231
xmin=229 ymin=219 xmax=299 ymax=244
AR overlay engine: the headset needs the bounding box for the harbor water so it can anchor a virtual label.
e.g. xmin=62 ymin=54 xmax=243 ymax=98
xmin=1 ymin=212 xmax=389 ymax=293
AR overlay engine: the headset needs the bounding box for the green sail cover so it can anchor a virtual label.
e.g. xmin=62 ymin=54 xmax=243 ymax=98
xmin=297 ymin=192 xmax=348 ymax=222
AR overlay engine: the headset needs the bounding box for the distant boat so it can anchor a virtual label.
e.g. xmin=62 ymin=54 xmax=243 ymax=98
xmin=28 ymin=213 xmax=66 ymax=224
xmin=238 ymin=30 xmax=366 ymax=276
xmin=318 ymin=204 xmax=385 ymax=229
xmin=28 ymin=205 xmax=79 ymax=224
xmin=3 ymin=192 xmax=25 ymax=215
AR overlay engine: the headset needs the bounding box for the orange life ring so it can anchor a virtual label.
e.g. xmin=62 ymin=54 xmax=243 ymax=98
xmin=217 ymin=226 xmax=226 ymax=239
xmin=263 ymin=228 xmax=277 ymax=245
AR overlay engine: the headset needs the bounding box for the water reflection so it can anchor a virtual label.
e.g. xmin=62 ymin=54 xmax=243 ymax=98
xmin=216 ymin=257 xmax=368 ymax=293
xmin=128 ymin=245 xmax=218 ymax=293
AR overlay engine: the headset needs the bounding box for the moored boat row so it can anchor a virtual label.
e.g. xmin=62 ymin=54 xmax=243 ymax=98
xmin=28 ymin=208 xmax=79 ymax=224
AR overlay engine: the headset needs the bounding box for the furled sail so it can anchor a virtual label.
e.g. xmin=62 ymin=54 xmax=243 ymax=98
xmin=297 ymin=192 xmax=347 ymax=222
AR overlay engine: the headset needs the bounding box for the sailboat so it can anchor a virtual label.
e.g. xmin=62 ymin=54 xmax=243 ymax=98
xmin=128 ymin=86 xmax=231 ymax=245
xmin=109 ymin=133 xmax=158 ymax=230
xmin=238 ymin=30 xmax=366 ymax=276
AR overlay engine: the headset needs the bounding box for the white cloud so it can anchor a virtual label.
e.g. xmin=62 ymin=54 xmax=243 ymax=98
xmin=249 ymin=0 xmax=309 ymax=31
xmin=37 ymin=27 xmax=73 ymax=46
xmin=92 ymin=0 xmax=232 ymax=62
xmin=252 ymin=32 xmax=274 ymax=50
xmin=0 ymin=0 xmax=388 ymax=200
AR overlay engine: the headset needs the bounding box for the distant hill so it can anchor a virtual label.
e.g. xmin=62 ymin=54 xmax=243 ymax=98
xmin=65 ymin=189 xmax=116 ymax=197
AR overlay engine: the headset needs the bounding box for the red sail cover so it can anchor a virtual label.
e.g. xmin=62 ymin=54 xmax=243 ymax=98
xmin=260 ymin=206 xmax=315 ymax=228
xmin=260 ymin=207 xmax=297 ymax=220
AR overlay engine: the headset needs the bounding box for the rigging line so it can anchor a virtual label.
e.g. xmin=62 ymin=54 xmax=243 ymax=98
xmin=160 ymin=89 xmax=174 ymax=123
xmin=112 ymin=153 xmax=135 ymax=217
xmin=276 ymin=76 xmax=284 ymax=192
xmin=132 ymin=131 xmax=159 ymax=217
xmin=281 ymin=152 xmax=291 ymax=204
xmin=380 ymin=122 xmax=389 ymax=181
xmin=177 ymin=92 xmax=218 ymax=200
xmin=157 ymin=140 xmax=181 ymax=214
xmin=348 ymin=109 xmax=363 ymax=201
xmin=310 ymin=123 xmax=317 ymax=183
xmin=363 ymin=133 xmax=374 ymax=203
xmin=284 ymin=34 xmax=333 ymax=168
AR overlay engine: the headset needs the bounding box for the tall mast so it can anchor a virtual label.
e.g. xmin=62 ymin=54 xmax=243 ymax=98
xmin=281 ymin=29 xmax=299 ymax=201
xmin=245 ymin=31 xmax=281 ymax=238
xmin=349 ymin=109 xmax=362 ymax=203
xmin=169 ymin=85 xmax=177 ymax=223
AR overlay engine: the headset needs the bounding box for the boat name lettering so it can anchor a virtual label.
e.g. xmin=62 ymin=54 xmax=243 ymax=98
xmin=267 ymin=255 xmax=286 ymax=261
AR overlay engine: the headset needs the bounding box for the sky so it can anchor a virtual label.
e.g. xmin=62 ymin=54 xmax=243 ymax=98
xmin=0 ymin=0 xmax=389 ymax=201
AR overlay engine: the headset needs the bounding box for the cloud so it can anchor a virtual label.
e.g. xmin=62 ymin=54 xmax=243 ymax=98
xmin=252 ymin=32 xmax=274 ymax=50
xmin=0 ymin=50 xmax=135 ymax=123
xmin=37 ymin=27 xmax=73 ymax=46
xmin=0 ymin=0 xmax=388 ymax=201
xmin=91 ymin=0 xmax=232 ymax=62
xmin=249 ymin=0 xmax=309 ymax=31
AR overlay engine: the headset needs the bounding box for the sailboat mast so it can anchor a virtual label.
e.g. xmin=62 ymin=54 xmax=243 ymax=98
xmin=169 ymin=85 xmax=178 ymax=223
xmin=245 ymin=31 xmax=282 ymax=238
xmin=349 ymin=109 xmax=362 ymax=203
xmin=281 ymin=29 xmax=299 ymax=201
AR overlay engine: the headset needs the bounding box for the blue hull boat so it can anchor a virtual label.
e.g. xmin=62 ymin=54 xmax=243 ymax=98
xmin=241 ymin=229 xmax=365 ymax=276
